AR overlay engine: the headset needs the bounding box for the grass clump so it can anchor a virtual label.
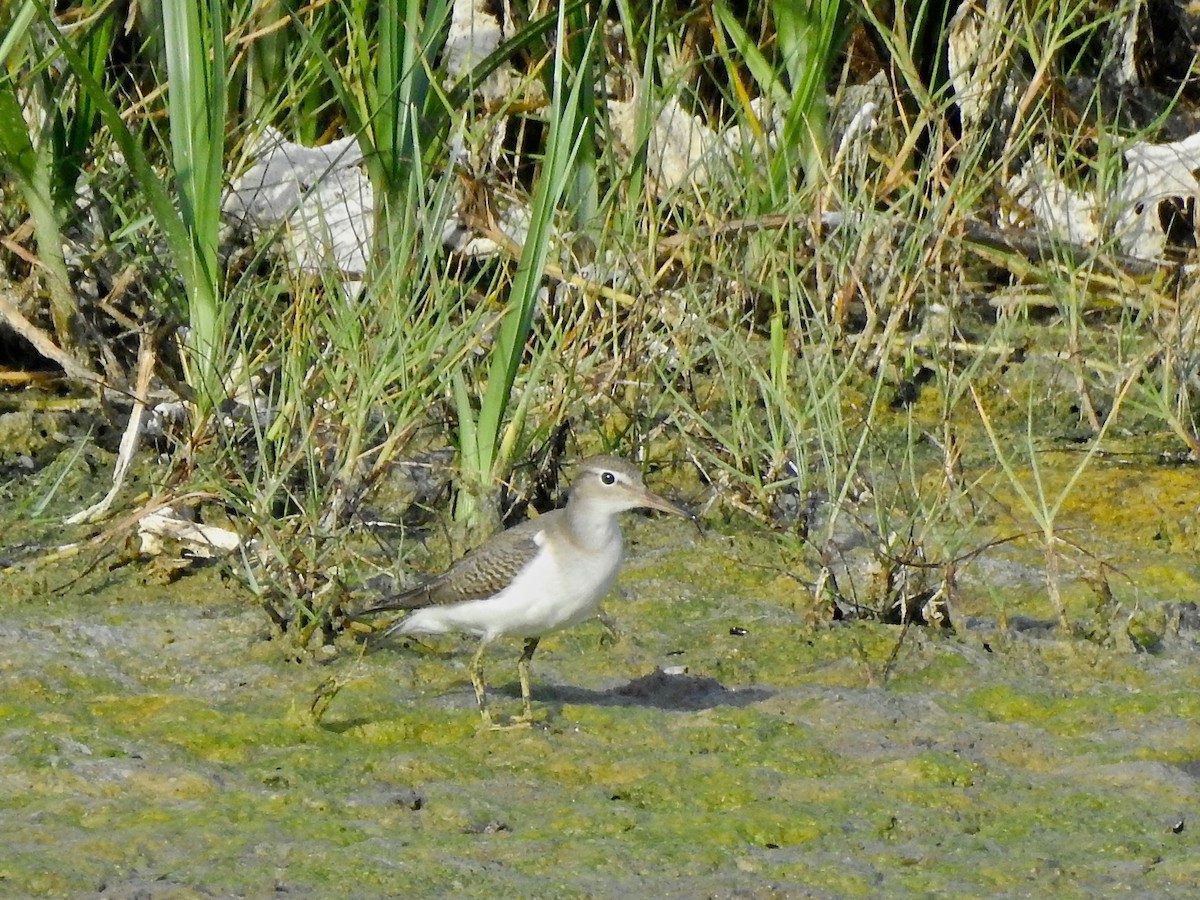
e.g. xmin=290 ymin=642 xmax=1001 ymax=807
xmin=0 ymin=0 xmax=1195 ymax=649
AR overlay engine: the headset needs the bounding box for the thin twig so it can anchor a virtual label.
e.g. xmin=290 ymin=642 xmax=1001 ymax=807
xmin=65 ymin=329 xmax=156 ymax=524
xmin=0 ymin=285 xmax=102 ymax=385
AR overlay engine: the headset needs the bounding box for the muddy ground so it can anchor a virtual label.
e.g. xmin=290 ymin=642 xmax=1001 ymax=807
xmin=3 ymin=464 xmax=1199 ymax=897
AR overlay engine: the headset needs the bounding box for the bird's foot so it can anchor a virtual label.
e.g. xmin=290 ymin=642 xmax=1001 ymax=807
xmin=477 ymin=706 xmax=539 ymax=730
xmin=598 ymin=610 xmax=623 ymax=646
xmin=487 ymin=716 xmax=536 ymax=731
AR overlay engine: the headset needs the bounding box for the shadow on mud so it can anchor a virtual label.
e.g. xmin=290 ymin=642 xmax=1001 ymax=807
xmin=513 ymin=668 xmax=772 ymax=711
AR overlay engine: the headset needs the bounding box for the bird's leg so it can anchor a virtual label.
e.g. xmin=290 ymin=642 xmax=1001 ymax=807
xmin=469 ymin=638 xmax=494 ymax=726
xmin=514 ymin=637 xmax=541 ymax=723
xmin=597 ymin=610 xmax=623 ymax=645
xmin=478 ymin=637 xmax=539 ymax=731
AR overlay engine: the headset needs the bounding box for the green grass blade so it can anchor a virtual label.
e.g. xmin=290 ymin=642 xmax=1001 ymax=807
xmin=161 ymin=0 xmax=228 ymax=405
xmin=470 ymin=11 xmax=601 ymax=482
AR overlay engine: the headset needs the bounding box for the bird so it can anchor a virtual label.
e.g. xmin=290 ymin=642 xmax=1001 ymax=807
xmin=359 ymin=456 xmax=693 ymax=726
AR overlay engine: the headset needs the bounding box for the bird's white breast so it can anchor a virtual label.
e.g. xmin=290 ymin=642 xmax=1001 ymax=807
xmin=397 ymin=525 xmax=624 ymax=640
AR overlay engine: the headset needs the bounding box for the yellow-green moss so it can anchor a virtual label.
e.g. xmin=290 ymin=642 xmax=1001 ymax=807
xmin=4 ymin=458 xmax=1200 ymax=895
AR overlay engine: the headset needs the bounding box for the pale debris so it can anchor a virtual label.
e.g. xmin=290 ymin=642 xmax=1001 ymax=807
xmin=1004 ymin=131 xmax=1200 ymax=261
xmin=952 ymin=0 xmax=1193 ymax=262
xmin=608 ymin=92 xmax=733 ymax=193
xmin=946 ymin=0 xmax=1020 ymax=139
xmin=1116 ymin=131 xmax=1200 ymax=259
xmin=439 ymin=0 xmax=539 ymax=258
xmin=834 ymin=101 xmax=879 ymax=161
xmin=443 ymin=0 xmax=523 ymax=106
xmin=719 ymin=96 xmax=785 ymax=156
xmin=606 ymin=84 xmax=801 ymax=197
xmin=1112 ymin=0 xmax=1143 ymax=86
xmin=138 ymin=509 xmax=246 ymax=558
xmin=1005 ymin=145 xmax=1103 ymax=246
xmin=223 ymin=127 xmax=374 ymax=276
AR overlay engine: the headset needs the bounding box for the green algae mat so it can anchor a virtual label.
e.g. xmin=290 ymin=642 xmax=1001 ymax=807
xmin=3 ymin=501 xmax=1200 ymax=897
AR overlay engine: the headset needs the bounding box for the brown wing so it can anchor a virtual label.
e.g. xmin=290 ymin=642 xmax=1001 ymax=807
xmin=358 ymin=512 xmax=557 ymax=612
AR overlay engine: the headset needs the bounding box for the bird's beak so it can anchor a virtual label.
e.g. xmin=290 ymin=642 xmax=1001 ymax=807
xmin=636 ymin=487 xmax=695 ymax=521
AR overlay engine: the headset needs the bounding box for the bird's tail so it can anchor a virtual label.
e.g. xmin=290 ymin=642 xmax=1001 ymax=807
xmin=355 ymin=581 xmax=436 ymax=618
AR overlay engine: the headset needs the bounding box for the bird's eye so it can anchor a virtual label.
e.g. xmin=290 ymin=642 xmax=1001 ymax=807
xmin=601 ymin=471 xmax=617 ymax=485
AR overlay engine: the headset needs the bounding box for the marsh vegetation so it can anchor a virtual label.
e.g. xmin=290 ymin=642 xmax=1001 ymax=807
xmin=2 ymin=0 xmax=1200 ymax=894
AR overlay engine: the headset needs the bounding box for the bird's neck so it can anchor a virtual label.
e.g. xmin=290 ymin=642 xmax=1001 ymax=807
xmin=564 ymin=501 xmax=621 ymax=552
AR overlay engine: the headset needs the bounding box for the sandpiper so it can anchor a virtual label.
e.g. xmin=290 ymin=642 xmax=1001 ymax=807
xmin=360 ymin=456 xmax=693 ymax=726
